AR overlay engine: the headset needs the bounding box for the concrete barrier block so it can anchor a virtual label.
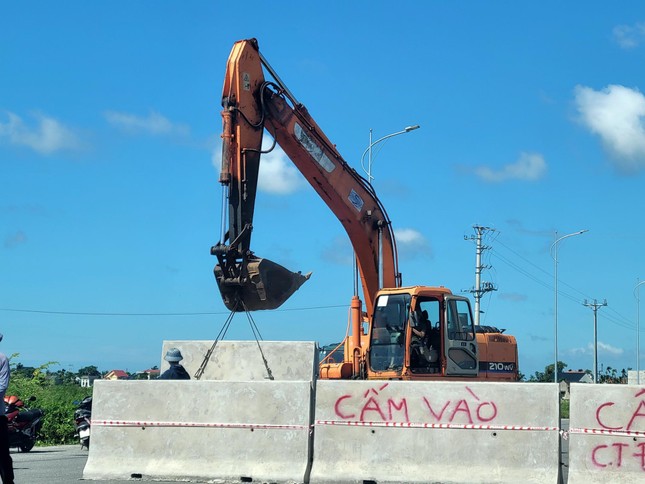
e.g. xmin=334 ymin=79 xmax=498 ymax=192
xmin=83 ymin=379 xmax=313 ymax=483
xmin=161 ymin=340 xmax=317 ymax=381
xmin=568 ymin=383 xmax=645 ymax=483
xmin=310 ymin=380 xmax=560 ymax=484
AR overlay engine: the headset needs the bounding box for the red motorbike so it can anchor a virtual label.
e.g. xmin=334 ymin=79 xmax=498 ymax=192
xmin=4 ymin=395 xmax=44 ymax=452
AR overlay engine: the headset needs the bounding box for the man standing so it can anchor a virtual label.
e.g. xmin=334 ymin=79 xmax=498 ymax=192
xmin=0 ymin=334 xmax=14 ymax=484
xmin=158 ymin=348 xmax=190 ymax=380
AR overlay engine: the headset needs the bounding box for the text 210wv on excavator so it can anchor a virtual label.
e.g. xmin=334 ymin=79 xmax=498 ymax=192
xmin=212 ymin=38 xmax=518 ymax=382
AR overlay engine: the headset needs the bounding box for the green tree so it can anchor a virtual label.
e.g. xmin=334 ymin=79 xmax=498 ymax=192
xmin=47 ymin=368 xmax=77 ymax=385
xmin=8 ymin=358 xmax=92 ymax=446
xmin=77 ymin=365 xmax=101 ymax=377
xmin=12 ymin=363 xmax=37 ymax=380
xmin=529 ymin=361 xmax=568 ymax=382
xmin=31 ymin=361 xmax=59 ymax=385
xmin=597 ymin=365 xmax=630 ymax=384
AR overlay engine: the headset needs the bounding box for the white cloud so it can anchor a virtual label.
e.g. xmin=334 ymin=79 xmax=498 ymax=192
xmin=613 ymin=22 xmax=645 ymax=49
xmin=473 ymin=152 xmax=547 ymax=183
xmin=574 ymin=84 xmax=645 ymax=172
xmin=394 ymin=228 xmax=432 ymax=259
xmin=319 ymin=228 xmax=431 ymax=265
xmin=567 ymin=341 xmax=624 ymax=357
xmin=104 ymin=110 xmax=189 ymax=136
xmin=597 ymin=341 xmax=624 ymax=356
xmin=0 ymin=111 xmax=81 ymax=154
xmin=211 ymin=137 xmax=306 ymax=195
xmin=257 ymin=143 xmax=307 ymax=194
xmin=395 ymin=228 xmax=424 ymax=245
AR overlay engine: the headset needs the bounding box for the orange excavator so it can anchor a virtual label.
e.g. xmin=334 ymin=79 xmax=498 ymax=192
xmin=212 ymin=38 xmax=518 ymax=382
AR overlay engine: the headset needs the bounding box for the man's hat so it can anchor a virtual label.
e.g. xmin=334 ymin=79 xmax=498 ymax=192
xmin=164 ymin=348 xmax=183 ymax=362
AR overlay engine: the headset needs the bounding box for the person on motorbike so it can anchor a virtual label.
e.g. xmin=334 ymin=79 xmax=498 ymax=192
xmin=159 ymin=348 xmax=190 ymax=380
xmin=0 ymin=334 xmax=15 ymax=484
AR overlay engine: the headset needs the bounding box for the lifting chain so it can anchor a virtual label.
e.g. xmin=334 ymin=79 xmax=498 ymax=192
xmin=194 ymin=300 xmax=274 ymax=381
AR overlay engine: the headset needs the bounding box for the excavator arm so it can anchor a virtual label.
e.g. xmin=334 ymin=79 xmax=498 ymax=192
xmin=213 ymin=38 xmax=401 ymax=316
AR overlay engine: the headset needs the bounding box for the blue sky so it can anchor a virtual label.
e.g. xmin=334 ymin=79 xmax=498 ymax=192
xmin=2 ymin=2 xmax=645 ymax=377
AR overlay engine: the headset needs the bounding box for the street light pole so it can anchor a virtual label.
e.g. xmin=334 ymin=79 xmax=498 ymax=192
xmin=356 ymin=125 xmax=419 ymax=290
xmin=550 ymin=229 xmax=588 ymax=383
xmin=635 ymin=279 xmax=645 ymax=384
xmin=360 ymin=125 xmax=420 ymax=185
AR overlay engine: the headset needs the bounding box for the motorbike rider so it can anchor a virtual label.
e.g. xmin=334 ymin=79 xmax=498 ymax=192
xmin=0 ymin=334 xmax=15 ymax=484
xmin=159 ymin=348 xmax=190 ymax=380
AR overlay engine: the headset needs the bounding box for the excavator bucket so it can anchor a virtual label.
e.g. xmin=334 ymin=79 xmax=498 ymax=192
xmin=215 ymin=257 xmax=311 ymax=311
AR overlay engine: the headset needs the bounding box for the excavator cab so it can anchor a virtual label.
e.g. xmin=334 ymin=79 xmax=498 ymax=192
xmin=366 ymin=288 xmax=482 ymax=379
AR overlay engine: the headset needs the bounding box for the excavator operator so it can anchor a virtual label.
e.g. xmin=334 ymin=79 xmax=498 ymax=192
xmin=410 ymin=309 xmax=440 ymax=370
xmin=410 ymin=310 xmax=430 ymax=366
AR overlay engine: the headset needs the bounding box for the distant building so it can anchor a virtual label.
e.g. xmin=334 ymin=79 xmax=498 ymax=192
xmin=104 ymin=370 xmax=129 ymax=380
xmin=136 ymin=368 xmax=160 ymax=380
xmin=79 ymin=375 xmax=100 ymax=387
xmin=559 ymin=370 xmax=593 ymax=399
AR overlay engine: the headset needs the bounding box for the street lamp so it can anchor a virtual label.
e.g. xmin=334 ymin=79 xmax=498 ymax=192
xmin=360 ymin=125 xmax=420 ymax=185
xmin=356 ymin=125 xmax=419 ymax=291
xmin=635 ymin=279 xmax=645 ymax=384
xmin=550 ymin=229 xmax=588 ymax=383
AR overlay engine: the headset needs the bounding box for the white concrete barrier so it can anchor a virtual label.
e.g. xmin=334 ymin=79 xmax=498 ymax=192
xmin=83 ymin=379 xmax=314 ymax=483
xmin=161 ymin=340 xmax=318 ymax=381
xmin=568 ymin=383 xmax=645 ymax=483
xmin=309 ymin=380 xmax=560 ymax=484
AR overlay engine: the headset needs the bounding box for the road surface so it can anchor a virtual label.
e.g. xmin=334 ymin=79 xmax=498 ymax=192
xmin=12 ymin=445 xmax=179 ymax=483
xmin=12 ymin=434 xmax=570 ymax=483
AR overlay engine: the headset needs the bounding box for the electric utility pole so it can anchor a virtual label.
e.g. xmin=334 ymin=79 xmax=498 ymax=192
xmin=583 ymin=298 xmax=608 ymax=384
xmin=464 ymin=225 xmax=497 ymax=326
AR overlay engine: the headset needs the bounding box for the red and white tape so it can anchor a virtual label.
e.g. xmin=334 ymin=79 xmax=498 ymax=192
xmin=92 ymin=420 xmax=560 ymax=431
xmin=314 ymin=420 xmax=559 ymax=432
xmin=93 ymin=419 xmax=596 ymax=436
xmin=91 ymin=420 xmax=308 ymax=430
xmin=567 ymin=427 xmax=645 ymax=438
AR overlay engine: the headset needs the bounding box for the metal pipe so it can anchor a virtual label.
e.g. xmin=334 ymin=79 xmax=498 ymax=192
xmin=550 ymin=229 xmax=588 ymax=383
xmin=635 ymin=279 xmax=645 ymax=384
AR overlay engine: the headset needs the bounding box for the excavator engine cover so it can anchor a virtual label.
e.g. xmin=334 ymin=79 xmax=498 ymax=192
xmin=214 ymin=257 xmax=311 ymax=311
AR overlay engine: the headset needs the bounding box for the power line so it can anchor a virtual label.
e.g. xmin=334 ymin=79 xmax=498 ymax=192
xmin=492 ymin=242 xmax=592 ymax=303
xmin=494 ymin=238 xmax=551 ymax=278
xmin=493 ymin=240 xmax=591 ymax=301
xmin=489 ymin=248 xmax=553 ymax=292
xmin=0 ymin=304 xmax=348 ymax=317
xmin=599 ymin=307 xmax=635 ymax=331
xmin=490 ymin=240 xmax=636 ymax=332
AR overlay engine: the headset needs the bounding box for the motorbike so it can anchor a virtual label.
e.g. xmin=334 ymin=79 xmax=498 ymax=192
xmin=73 ymin=396 xmax=92 ymax=449
xmin=4 ymin=395 xmax=45 ymax=452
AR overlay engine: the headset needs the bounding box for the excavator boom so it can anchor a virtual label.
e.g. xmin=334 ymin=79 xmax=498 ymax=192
xmin=214 ymin=38 xmax=400 ymax=315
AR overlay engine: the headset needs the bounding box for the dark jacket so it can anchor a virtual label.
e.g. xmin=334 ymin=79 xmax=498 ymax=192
xmin=159 ymin=364 xmax=190 ymax=380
